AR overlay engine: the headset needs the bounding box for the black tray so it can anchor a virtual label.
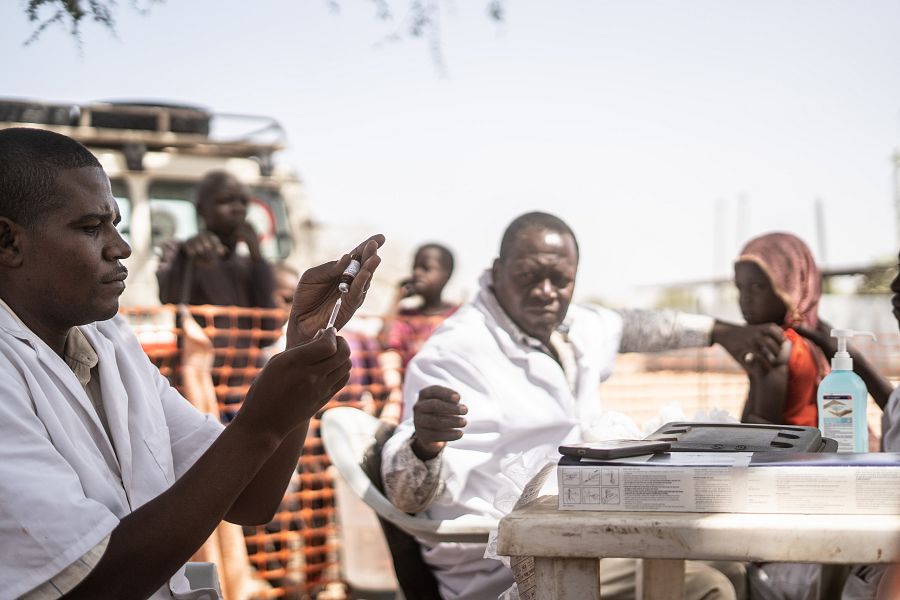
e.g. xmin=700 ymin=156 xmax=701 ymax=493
xmin=645 ymin=422 xmax=837 ymax=453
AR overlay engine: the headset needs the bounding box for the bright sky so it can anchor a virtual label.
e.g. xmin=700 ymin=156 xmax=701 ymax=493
xmin=3 ymin=0 xmax=900 ymax=305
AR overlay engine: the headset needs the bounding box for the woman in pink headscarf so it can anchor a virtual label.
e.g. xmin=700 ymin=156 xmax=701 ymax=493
xmin=733 ymin=232 xmax=829 ymax=426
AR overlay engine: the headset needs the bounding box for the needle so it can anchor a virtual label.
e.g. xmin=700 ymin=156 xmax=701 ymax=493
xmin=326 ymin=296 xmax=342 ymax=330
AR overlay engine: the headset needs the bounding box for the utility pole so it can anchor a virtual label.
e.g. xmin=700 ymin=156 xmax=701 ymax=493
xmin=736 ymin=193 xmax=749 ymax=246
xmin=713 ymin=197 xmax=725 ymax=276
xmin=814 ymin=197 xmax=828 ymax=268
xmin=815 ymin=197 xmax=831 ymax=294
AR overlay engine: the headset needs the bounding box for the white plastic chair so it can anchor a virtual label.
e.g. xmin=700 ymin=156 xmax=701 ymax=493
xmin=177 ymin=562 xmax=223 ymax=600
xmin=320 ymin=406 xmax=498 ymax=545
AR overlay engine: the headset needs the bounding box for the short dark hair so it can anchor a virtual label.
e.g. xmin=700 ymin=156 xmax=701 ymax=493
xmin=416 ymin=243 xmax=455 ymax=275
xmin=499 ymin=211 xmax=579 ymax=260
xmin=0 ymin=128 xmax=102 ymax=227
xmin=195 ymin=169 xmax=243 ymax=212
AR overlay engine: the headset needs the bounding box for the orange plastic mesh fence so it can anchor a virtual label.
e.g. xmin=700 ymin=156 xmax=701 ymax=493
xmin=121 ymin=305 xmax=391 ymax=597
xmin=120 ymin=304 xmax=900 ymax=597
xmin=604 ymin=334 xmax=900 ymax=439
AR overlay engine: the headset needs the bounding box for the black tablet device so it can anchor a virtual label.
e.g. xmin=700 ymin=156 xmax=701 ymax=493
xmin=558 ymin=440 xmax=671 ymax=460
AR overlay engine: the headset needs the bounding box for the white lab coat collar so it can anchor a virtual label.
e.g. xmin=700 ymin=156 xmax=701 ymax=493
xmin=80 ymin=325 xmax=135 ymax=501
xmin=474 ymin=270 xmax=573 ymax=351
xmin=474 ymin=270 xmax=582 ymax=394
xmin=0 ymin=295 xmax=28 ymax=331
xmin=0 ymin=300 xmax=119 ymax=468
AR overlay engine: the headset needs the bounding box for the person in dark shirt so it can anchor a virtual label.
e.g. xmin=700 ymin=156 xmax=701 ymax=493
xmin=156 ymin=170 xmax=279 ymax=418
xmin=157 ymin=170 xmax=275 ymax=308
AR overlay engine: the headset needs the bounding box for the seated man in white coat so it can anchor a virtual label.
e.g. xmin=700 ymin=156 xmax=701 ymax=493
xmin=0 ymin=127 xmax=383 ymax=599
xmin=382 ymin=212 xmax=784 ymax=600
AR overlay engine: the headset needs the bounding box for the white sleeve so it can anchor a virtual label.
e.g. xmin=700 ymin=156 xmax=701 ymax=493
xmin=0 ymin=366 xmax=119 ymax=599
xmin=150 ymin=358 xmax=224 ymax=480
xmin=107 ymin=312 xmax=226 ymax=481
xmin=881 ymin=387 xmax=900 ymax=452
xmin=111 ymin=313 xmax=224 ymax=479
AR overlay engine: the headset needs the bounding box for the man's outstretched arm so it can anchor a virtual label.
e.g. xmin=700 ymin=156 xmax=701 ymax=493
xmin=617 ymin=308 xmax=785 ymax=371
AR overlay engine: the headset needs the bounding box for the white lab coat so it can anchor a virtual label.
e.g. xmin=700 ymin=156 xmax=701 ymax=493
xmin=396 ymin=299 xmax=622 ymax=522
xmin=382 ymin=271 xmax=717 ymax=600
xmin=383 ymin=274 xmax=626 ymax=600
xmin=0 ymin=310 xmax=223 ymax=599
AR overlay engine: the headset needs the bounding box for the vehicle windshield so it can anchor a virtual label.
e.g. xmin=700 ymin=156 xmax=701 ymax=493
xmin=148 ymin=181 xmax=200 ymax=251
xmin=249 ymin=185 xmax=293 ymax=260
xmin=111 ymin=179 xmax=131 ymax=245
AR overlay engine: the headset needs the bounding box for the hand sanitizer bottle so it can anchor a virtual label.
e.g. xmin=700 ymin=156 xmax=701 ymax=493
xmin=817 ymin=329 xmax=876 ymax=452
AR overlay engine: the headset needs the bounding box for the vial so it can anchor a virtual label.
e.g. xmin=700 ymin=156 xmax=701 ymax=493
xmin=338 ymin=257 xmax=361 ymax=293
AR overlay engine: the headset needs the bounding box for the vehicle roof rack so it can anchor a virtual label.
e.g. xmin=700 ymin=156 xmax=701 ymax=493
xmin=0 ymin=98 xmax=288 ymax=160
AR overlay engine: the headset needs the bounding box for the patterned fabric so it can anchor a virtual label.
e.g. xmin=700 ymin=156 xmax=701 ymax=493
xmin=380 ymin=439 xmax=445 ymax=514
xmin=617 ymin=308 xmax=714 ymax=352
xmin=737 ymin=232 xmax=821 ymax=330
xmin=384 ymin=306 xmax=459 ymax=367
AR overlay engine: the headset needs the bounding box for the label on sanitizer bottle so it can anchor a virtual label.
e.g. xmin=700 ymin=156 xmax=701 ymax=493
xmin=822 ymin=394 xmax=854 ymax=452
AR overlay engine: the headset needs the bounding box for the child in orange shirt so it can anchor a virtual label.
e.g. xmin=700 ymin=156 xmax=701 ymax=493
xmin=734 ymin=232 xmax=829 ymax=426
xmin=378 ymin=243 xmax=459 ymax=424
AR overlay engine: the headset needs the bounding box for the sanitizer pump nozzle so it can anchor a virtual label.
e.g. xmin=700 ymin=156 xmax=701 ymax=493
xmin=829 ymin=329 xmax=876 ymax=371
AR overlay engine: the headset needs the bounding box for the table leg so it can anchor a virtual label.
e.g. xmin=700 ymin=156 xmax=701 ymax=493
xmin=637 ymin=558 xmax=685 ymax=600
xmin=533 ymin=557 xmax=601 ymax=600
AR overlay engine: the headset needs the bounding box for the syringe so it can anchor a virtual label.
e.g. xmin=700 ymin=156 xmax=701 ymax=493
xmin=326 ymin=296 xmax=342 ymax=330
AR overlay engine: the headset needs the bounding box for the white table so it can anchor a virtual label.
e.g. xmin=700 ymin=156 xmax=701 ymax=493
xmin=496 ymin=496 xmax=900 ymax=600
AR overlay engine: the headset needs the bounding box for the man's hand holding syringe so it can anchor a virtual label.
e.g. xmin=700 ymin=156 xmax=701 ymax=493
xmin=237 ymin=234 xmax=384 ymax=437
xmin=286 ymin=235 xmax=383 ymax=348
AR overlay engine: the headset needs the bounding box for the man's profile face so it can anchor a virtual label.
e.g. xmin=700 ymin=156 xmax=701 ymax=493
xmin=18 ymin=167 xmax=132 ymax=329
xmin=198 ymin=174 xmax=249 ymax=237
xmin=492 ymin=226 xmax=578 ymax=343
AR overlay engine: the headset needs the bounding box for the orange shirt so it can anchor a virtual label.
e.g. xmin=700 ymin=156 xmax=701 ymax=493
xmin=782 ymin=327 xmax=827 ymax=427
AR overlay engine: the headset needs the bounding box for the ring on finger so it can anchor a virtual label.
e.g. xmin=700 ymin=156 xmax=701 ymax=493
xmin=743 ymin=351 xmax=755 ymax=364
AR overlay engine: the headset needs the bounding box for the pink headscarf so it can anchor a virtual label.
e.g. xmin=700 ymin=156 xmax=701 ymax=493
xmin=737 ymin=232 xmax=822 ymax=330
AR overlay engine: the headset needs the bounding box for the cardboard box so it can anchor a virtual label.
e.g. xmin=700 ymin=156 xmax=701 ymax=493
xmin=558 ymin=452 xmax=900 ymax=514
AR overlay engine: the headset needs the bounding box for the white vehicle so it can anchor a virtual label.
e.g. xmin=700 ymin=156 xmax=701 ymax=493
xmin=0 ymin=98 xmax=314 ymax=307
